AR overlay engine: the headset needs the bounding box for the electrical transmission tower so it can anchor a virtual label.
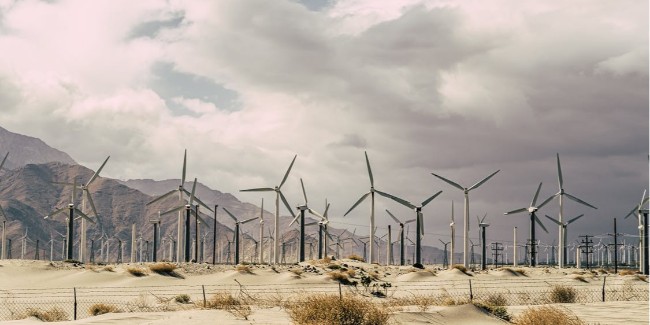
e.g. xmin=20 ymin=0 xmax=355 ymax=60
xmin=579 ymin=235 xmax=594 ymax=269
xmin=491 ymin=242 xmax=503 ymax=268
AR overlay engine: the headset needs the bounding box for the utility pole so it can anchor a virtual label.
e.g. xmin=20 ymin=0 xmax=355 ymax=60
xmin=607 ymin=218 xmax=623 ymax=273
xmin=579 ymin=235 xmax=594 ymax=269
xmin=213 ymin=205 xmax=218 ymax=265
xmin=491 ymin=242 xmax=503 ymax=268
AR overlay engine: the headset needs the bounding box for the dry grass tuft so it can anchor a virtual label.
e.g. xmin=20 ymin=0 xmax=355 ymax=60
xmin=573 ymin=275 xmax=589 ymax=283
xmin=236 ymin=264 xmax=254 ymax=274
xmin=635 ymin=274 xmax=648 ymax=282
xmin=289 ymin=268 xmax=304 ymax=276
xmin=286 ymin=294 xmax=390 ymax=325
xmin=174 ymin=294 xmax=191 ymax=304
xmin=102 ymin=266 xmax=115 ymax=272
xmin=481 ymin=293 xmax=507 ymax=306
xmin=549 ymin=285 xmax=577 ymax=303
xmin=346 ymin=268 xmax=357 ymax=277
xmin=347 ymin=254 xmax=365 ymax=262
xmin=126 ymin=266 xmax=148 ymax=277
xmin=88 ymin=303 xmax=120 ymax=316
xmin=453 ymin=264 xmax=468 ymax=273
xmin=149 ymin=263 xmax=183 ymax=278
xmin=205 ymin=292 xmax=252 ymax=320
xmin=514 ymin=305 xmax=586 ymax=325
xmin=25 ymin=307 xmax=69 ymax=322
xmin=310 ymin=256 xmax=332 ymax=265
xmin=513 ymin=268 xmax=527 ymax=276
xmin=327 ymin=271 xmax=355 ymax=285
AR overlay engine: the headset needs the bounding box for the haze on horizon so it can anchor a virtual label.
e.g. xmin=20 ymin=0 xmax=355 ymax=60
xmin=0 ymin=0 xmax=647 ymax=248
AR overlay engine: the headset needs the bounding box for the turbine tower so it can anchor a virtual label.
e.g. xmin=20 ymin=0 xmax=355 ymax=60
xmin=290 ymin=179 xmax=323 ymax=262
xmin=450 ymin=201 xmax=455 ymax=269
xmin=624 ymin=190 xmax=649 ymax=273
xmin=552 ymin=154 xmax=597 ymax=268
xmin=344 ymin=151 xmax=410 ymax=264
xmin=241 ymin=155 xmax=297 ymax=264
xmin=431 ymin=169 xmax=500 ymax=268
xmin=0 ymin=151 xmax=7 ymax=260
xmin=504 ymin=182 xmax=553 ymax=267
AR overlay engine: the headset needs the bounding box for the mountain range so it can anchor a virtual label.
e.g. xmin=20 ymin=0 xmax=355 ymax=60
xmin=0 ymin=126 xmax=452 ymax=265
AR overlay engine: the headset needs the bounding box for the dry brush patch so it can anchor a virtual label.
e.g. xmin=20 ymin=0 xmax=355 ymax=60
xmin=285 ymin=294 xmax=391 ymax=325
xmin=126 ymin=266 xmax=148 ymax=277
xmin=347 ymin=254 xmax=365 ymax=262
xmin=236 ymin=264 xmax=254 ymax=274
xmin=549 ymin=285 xmax=577 ymax=303
xmin=204 ymin=292 xmax=252 ymax=320
xmin=24 ymin=307 xmax=69 ymax=322
xmin=514 ymin=305 xmax=585 ymax=325
xmin=149 ymin=263 xmax=183 ymax=278
xmin=88 ymin=303 xmax=120 ymax=316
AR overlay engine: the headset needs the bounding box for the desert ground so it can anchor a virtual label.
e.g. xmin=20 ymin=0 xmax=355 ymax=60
xmin=0 ymin=258 xmax=647 ymax=324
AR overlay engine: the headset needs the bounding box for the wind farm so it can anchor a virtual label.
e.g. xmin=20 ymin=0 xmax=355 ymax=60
xmin=0 ymin=0 xmax=646 ymax=323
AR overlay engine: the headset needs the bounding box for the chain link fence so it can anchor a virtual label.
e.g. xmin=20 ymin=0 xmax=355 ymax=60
xmin=0 ymin=276 xmax=647 ymax=321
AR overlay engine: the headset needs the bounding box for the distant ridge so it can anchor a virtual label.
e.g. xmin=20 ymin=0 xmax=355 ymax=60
xmin=0 ymin=126 xmax=76 ymax=169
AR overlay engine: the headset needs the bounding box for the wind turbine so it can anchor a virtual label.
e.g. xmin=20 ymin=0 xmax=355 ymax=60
xmin=431 ymin=169 xmax=500 ymax=268
xmin=51 ymin=156 xmax=109 ymax=262
xmin=257 ymin=199 xmax=265 ymax=264
xmin=503 ymin=182 xmax=553 ymax=267
xmin=147 ymin=150 xmax=212 ymax=262
xmin=344 ymin=151 xmax=411 ymax=264
xmin=241 ymin=155 xmax=297 ymax=264
xmin=450 ymin=202 xmax=455 ymax=269
xmin=439 ymin=239 xmax=450 ymax=269
xmin=290 ymin=179 xmax=324 ymax=262
xmin=552 ymin=154 xmax=597 ymax=268
xmin=385 ymin=209 xmax=415 ymax=266
xmin=223 ymin=207 xmax=258 ymax=265
xmin=20 ymin=228 xmax=28 ymax=260
xmin=544 ymin=213 xmax=584 ymax=265
xmin=624 ymin=190 xmax=649 ymax=274
xmin=381 ymin=191 xmax=443 ymax=266
xmin=159 ymin=178 xmax=212 ymax=262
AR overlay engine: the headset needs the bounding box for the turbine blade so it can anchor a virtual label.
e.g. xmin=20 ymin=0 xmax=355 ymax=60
xmin=182 ymin=189 xmax=213 ymax=212
xmin=431 ymin=173 xmax=464 ymax=191
xmin=240 ymin=187 xmax=275 ymax=192
xmin=468 ymin=170 xmax=500 ymax=191
xmin=640 ymin=190 xmax=648 ymax=209
xmin=279 ymin=191 xmax=296 ymax=218
xmin=196 ymin=214 xmax=210 ymax=227
xmin=364 ymin=151 xmax=374 ymax=188
xmin=323 ymin=202 xmax=330 ymax=219
xmin=451 ymin=201 xmax=454 ymax=222
xmin=481 ymin=212 xmax=488 ymax=223
xmin=404 ymin=219 xmax=416 ymax=224
xmin=74 ymin=209 xmax=96 ymax=223
xmin=300 ymin=178 xmax=307 ymax=205
xmin=52 ymin=181 xmax=75 ymax=186
xmin=534 ymin=215 xmax=549 ymax=233
xmin=87 ymin=156 xmax=110 ymax=185
xmin=0 ymin=152 xmax=8 ymax=170
xmin=181 ymin=149 xmax=187 ymax=186
xmin=307 ymin=208 xmax=324 ymax=220
xmin=375 ymin=190 xmax=415 ymax=209
xmin=344 ymin=192 xmax=370 ymax=216
xmin=504 ymin=207 xmax=527 ymax=215
xmin=161 ymin=205 xmax=185 ymax=216
xmin=421 ymin=191 xmax=443 ymax=207
xmin=222 ymin=207 xmax=239 ymax=222
xmin=556 ymin=153 xmax=563 ymax=190
xmin=241 ymin=217 xmax=258 ymax=224
xmin=531 ymin=182 xmax=542 ymax=207
xmin=537 ymin=195 xmax=555 ymax=209
xmin=85 ymin=190 xmax=99 ymax=217
xmin=544 ymin=214 xmax=562 ymax=226
xmin=45 ymin=207 xmax=67 ymax=219
xmin=147 ymin=189 xmax=178 ymax=205
xmin=289 ymin=213 xmax=300 ymax=227
xmin=279 ymin=154 xmax=297 ymax=188
xmin=188 ymin=178 xmax=198 ymax=206
xmin=567 ymin=214 xmax=585 ymax=225
xmin=564 ymin=193 xmax=597 ymax=209
xmin=385 ymin=209 xmax=401 ymax=224
xmin=624 ymin=205 xmax=638 ymax=220
xmin=0 ymin=205 xmax=6 ymax=221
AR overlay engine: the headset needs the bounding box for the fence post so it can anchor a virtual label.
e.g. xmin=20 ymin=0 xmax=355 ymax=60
xmin=338 ymin=282 xmax=342 ymax=300
xmin=202 ymin=285 xmax=207 ymax=308
xmin=73 ymin=287 xmax=77 ymax=320
xmin=602 ymin=276 xmax=606 ymax=302
xmin=469 ymin=279 xmax=473 ymax=301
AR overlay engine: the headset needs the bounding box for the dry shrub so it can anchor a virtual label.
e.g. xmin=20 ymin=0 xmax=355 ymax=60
xmin=236 ymin=264 xmax=254 ymax=274
xmin=289 ymin=268 xmax=304 ymax=276
xmin=126 ymin=266 xmax=148 ymax=277
xmin=453 ymin=264 xmax=467 ymax=273
xmin=286 ymin=294 xmax=390 ymax=325
xmin=348 ymin=254 xmax=365 ymax=262
xmin=328 ymin=271 xmax=354 ymax=285
xmin=310 ymin=256 xmax=332 ymax=265
xmin=205 ymin=292 xmax=251 ymax=320
xmin=482 ymin=293 xmax=507 ymax=306
xmin=513 ymin=268 xmax=527 ymax=276
xmin=635 ymin=274 xmax=648 ymax=282
xmin=88 ymin=303 xmax=120 ymax=316
xmin=514 ymin=305 xmax=585 ymax=325
xmin=369 ymin=271 xmax=380 ymax=280
xmin=175 ymin=294 xmax=191 ymax=304
xmin=596 ymin=268 xmax=608 ymax=274
xmin=149 ymin=263 xmax=177 ymax=275
xmin=346 ymin=269 xmax=357 ymax=277
xmin=25 ymin=307 xmax=69 ymax=322
xmin=549 ymin=285 xmax=577 ymax=303
xmin=573 ymin=275 xmax=588 ymax=283
xmin=473 ymin=302 xmax=510 ymax=322
xmin=102 ymin=266 xmax=115 ymax=272
xmin=327 ymin=264 xmax=342 ymax=270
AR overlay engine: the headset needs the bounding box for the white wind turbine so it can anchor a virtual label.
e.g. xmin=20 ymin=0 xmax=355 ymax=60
xmin=503 ymin=182 xmax=553 ymax=267
xmin=450 ymin=201 xmax=455 ymax=270
xmin=623 ymin=190 xmax=649 ymax=273
xmin=241 ymin=155 xmax=297 ymax=265
xmin=52 ymin=156 xmax=109 ymax=262
xmin=552 ymin=154 xmax=597 ymax=268
xmin=344 ymin=151 xmax=411 ymax=264
xmin=431 ymin=169 xmax=500 ymax=268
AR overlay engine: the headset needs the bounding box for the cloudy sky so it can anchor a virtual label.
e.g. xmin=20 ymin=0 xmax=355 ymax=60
xmin=0 ymin=0 xmax=647 ymax=250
